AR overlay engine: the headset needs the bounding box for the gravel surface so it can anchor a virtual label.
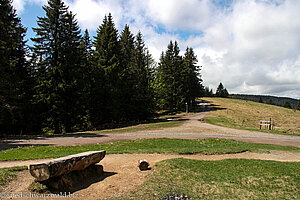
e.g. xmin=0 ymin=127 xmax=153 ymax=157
xmin=2 ymin=152 xmax=300 ymax=199
xmin=1 ymin=112 xmax=300 ymax=151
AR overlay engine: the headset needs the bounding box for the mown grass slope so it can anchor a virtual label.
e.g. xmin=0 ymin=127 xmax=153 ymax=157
xmin=122 ymin=159 xmax=300 ymax=200
xmin=203 ymin=97 xmax=300 ymax=136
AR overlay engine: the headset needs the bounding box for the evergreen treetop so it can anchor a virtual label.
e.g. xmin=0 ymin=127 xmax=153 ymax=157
xmin=216 ymin=82 xmax=229 ymax=97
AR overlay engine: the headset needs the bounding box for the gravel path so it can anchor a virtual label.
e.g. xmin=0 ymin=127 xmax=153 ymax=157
xmin=1 ymin=112 xmax=300 ymax=199
xmin=2 ymin=152 xmax=300 ymax=200
xmin=1 ymin=112 xmax=300 ymax=151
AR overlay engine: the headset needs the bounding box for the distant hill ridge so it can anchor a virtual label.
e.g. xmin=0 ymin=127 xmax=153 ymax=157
xmin=230 ymin=94 xmax=299 ymax=109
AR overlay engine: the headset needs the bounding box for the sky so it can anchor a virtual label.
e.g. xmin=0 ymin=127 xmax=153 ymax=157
xmin=12 ymin=0 xmax=300 ymax=99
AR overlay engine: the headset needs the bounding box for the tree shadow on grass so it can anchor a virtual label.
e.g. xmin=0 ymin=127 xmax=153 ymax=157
xmin=0 ymin=134 xmax=109 ymax=151
xmin=196 ymin=99 xmax=227 ymax=112
xmin=0 ymin=142 xmax=52 ymax=151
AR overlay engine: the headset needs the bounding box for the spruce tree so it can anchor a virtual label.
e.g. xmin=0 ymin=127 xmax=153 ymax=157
xmin=93 ymin=13 xmax=121 ymax=124
xmin=133 ymin=32 xmax=155 ymax=119
xmin=80 ymin=29 xmax=93 ymax=94
xmin=60 ymin=11 xmax=84 ymax=132
xmin=182 ymin=47 xmax=203 ymax=110
xmin=31 ymin=0 xmax=83 ymax=133
xmin=156 ymin=42 xmax=174 ymax=111
xmin=216 ymin=83 xmax=229 ymax=97
xmin=119 ymin=25 xmax=137 ymax=120
xmin=157 ymin=41 xmax=180 ymax=111
xmin=0 ymin=0 xmax=29 ymax=135
xmin=80 ymin=29 xmax=94 ymax=128
xmin=172 ymin=41 xmax=184 ymax=110
xmin=216 ymin=83 xmax=224 ymax=97
xmin=81 ymin=29 xmax=93 ymax=59
xmin=156 ymin=41 xmax=187 ymax=111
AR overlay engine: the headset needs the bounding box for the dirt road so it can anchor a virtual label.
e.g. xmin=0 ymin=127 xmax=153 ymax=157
xmin=2 ymin=151 xmax=300 ymax=200
xmin=1 ymin=112 xmax=300 ymax=199
xmin=1 ymin=112 xmax=300 ymax=151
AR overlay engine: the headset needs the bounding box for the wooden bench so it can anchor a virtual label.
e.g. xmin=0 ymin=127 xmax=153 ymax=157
xmin=29 ymin=151 xmax=106 ymax=181
xmin=259 ymin=119 xmax=274 ymax=130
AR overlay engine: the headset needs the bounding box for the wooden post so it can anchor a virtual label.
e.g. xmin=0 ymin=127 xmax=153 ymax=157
xmin=269 ymin=118 xmax=272 ymax=130
xmin=186 ymin=102 xmax=188 ymax=113
xmin=259 ymin=120 xmax=262 ymax=129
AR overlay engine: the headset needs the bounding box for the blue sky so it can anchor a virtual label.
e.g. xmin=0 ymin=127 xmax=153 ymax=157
xmin=12 ymin=0 xmax=300 ymax=99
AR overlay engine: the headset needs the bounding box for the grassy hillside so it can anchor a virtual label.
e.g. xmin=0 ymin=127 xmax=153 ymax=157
xmin=123 ymin=159 xmax=300 ymax=200
xmin=203 ymin=97 xmax=300 ymax=136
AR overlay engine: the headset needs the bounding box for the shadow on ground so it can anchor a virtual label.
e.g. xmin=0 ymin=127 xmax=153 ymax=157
xmin=195 ymin=99 xmax=227 ymax=112
xmin=0 ymin=142 xmax=53 ymax=151
xmin=46 ymin=165 xmax=117 ymax=194
xmin=66 ymin=171 xmax=117 ymax=193
xmin=0 ymin=134 xmax=109 ymax=151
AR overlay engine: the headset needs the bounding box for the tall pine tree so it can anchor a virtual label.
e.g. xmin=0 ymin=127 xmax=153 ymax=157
xmin=31 ymin=0 xmax=84 ymax=133
xmin=60 ymin=11 xmax=85 ymax=132
xmin=92 ymin=13 xmax=121 ymax=125
xmin=0 ymin=0 xmax=29 ymax=135
xmin=156 ymin=41 xmax=183 ymax=112
xmin=80 ymin=29 xmax=94 ymax=128
xmin=119 ymin=25 xmax=137 ymax=120
xmin=216 ymin=82 xmax=229 ymax=97
xmin=133 ymin=32 xmax=155 ymax=119
xmin=119 ymin=27 xmax=155 ymax=121
xmin=182 ymin=47 xmax=203 ymax=111
xmin=156 ymin=41 xmax=203 ymax=112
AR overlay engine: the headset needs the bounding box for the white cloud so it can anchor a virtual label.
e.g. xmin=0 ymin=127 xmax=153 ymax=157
xmin=197 ymin=0 xmax=300 ymax=98
xmin=12 ymin=0 xmax=26 ymax=13
xmin=12 ymin=0 xmax=47 ymax=14
xmin=66 ymin=0 xmax=123 ymax=30
xmin=145 ymin=0 xmax=218 ymax=31
xmin=17 ymin=0 xmax=300 ymax=98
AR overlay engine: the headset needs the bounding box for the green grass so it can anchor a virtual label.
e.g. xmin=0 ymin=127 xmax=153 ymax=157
xmin=0 ymin=166 xmax=27 ymax=186
xmin=122 ymin=159 xmax=300 ymax=200
xmin=203 ymin=97 xmax=300 ymax=136
xmin=0 ymin=138 xmax=299 ymax=161
xmin=90 ymin=120 xmax=184 ymax=133
xmin=205 ymin=116 xmax=298 ymax=135
xmin=2 ymin=120 xmax=184 ymax=139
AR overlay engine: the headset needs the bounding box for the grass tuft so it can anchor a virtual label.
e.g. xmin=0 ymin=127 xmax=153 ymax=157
xmin=0 ymin=166 xmax=27 ymax=187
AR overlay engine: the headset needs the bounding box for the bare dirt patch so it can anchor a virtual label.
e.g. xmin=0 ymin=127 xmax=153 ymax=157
xmin=1 ymin=151 xmax=300 ymax=200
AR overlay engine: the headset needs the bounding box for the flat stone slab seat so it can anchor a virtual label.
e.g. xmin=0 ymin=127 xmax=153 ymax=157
xmin=29 ymin=151 xmax=106 ymax=181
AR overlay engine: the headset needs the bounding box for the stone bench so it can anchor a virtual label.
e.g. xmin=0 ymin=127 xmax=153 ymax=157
xmin=29 ymin=151 xmax=106 ymax=189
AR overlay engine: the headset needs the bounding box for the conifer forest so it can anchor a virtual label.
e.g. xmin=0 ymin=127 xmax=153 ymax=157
xmin=0 ymin=0 xmax=203 ymax=135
